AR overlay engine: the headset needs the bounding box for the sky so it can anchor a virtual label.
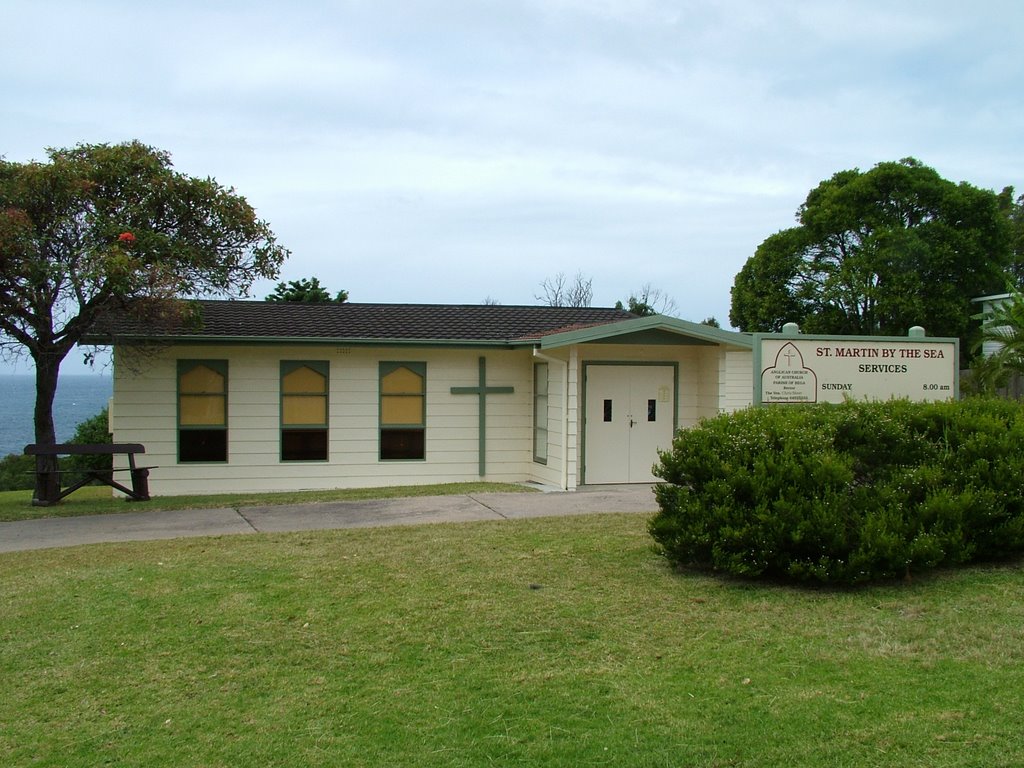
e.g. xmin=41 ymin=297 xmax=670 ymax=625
xmin=3 ymin=0 xmax=1024 ymax=375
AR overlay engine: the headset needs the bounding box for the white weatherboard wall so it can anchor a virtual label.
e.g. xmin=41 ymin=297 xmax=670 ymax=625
xmin=569 ymin=343 xmax=752 ymax=486
xmin=528 ymin=354 xmax=568 ymax=490
xmin=574 ymin=343 xmax=750 ymax=425
xmin=530 ymin=343 xmax=713 ymax=489
xmin=112 ymin=345 xmax=538 ymax=496
xmin=110 ymin=334 xmax=756 ymax=496
xmin=720 ymin=348 xmax=755 ymax=413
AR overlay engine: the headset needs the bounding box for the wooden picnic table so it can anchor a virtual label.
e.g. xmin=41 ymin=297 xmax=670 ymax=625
xmin=24 ymin=443 xmax=153 ymax=506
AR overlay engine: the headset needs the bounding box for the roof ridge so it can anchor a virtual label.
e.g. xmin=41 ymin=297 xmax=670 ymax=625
xmin=222 ymin=299 xmax=630 ymax=311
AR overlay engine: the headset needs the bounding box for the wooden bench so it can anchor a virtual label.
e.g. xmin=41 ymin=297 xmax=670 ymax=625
xmin=24 ymin=443 xmax=154 ymax=506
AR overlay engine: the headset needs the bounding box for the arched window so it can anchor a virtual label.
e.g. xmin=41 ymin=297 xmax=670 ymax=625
xmin=379 ymin=362 xmax=425 ymax=460
xmin=281 ymin=362 xmax=329 ymax=461
xmin=178 ymin=360 xmax=227 ymax=462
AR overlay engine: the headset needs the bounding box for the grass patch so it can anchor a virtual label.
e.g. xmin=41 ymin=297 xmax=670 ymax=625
xmin=2 ymin=513 xmax=1022 ymax=767
xmin=0 ymin=482 xmax=532 ymax=522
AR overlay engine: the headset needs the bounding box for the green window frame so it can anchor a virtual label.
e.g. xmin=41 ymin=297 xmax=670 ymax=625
xmin=379 ymin=362 xmax=426 ymax=460
xmin=533 ymin=362 xmax=549 ymax=464
xmin=280 ymin=361 xmax=329 ymax=461
xmin=177 ymin=360 xmax=228 ymax=463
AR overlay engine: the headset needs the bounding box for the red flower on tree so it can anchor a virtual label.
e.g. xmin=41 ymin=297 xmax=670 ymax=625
xmin=118 ymin=232 xmax=136 ymax=244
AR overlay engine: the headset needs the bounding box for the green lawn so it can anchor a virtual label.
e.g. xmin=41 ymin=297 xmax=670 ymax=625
xmin=0 ymin=481 xmax=531 ymax=522
xmin=2 ymin=513 xmax=1022 ymax=767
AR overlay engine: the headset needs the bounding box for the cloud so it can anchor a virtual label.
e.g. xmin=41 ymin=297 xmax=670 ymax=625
xmin=3 ymin=0 xmax=1024 ymax=377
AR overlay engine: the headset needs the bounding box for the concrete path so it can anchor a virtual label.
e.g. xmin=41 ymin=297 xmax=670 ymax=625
xmin=0 ymin=484 xmax=660 ymax=553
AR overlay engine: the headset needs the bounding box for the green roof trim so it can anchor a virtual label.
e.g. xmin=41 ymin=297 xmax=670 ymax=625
xmin=539 ymin=315 xmax=753 ymax=349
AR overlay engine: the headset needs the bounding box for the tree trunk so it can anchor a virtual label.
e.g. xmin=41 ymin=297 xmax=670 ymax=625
xmin=32 ymin=353 xmax=62 ymax=505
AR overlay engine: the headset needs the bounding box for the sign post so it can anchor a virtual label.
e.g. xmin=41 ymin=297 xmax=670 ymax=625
xmin=753 ymin=325 xmax=959 ymax=405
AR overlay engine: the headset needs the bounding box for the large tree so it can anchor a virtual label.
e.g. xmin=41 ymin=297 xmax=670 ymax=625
xmin=615 ymin=283 xmax=678 ymax=316
xmin=730 ymin=158 xmax=1011 ymax=346
xmin=265 ymin=277 xmax=348 ymax=303
xmin=998 ymin=186 xmax=1024 ymax=285
xmin=0 ymin=141 xmax=287 ymax=499
xmin=536 ymin=271 xmax=593 ymax=307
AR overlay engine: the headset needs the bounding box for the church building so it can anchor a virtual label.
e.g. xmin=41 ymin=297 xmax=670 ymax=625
xmin=88 ymin=301 xmax=754 ymax=495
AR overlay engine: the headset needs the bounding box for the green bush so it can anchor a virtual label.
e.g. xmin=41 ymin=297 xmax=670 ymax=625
xmin=62 ymin=408 xmax=112 ymax=482
xmin=0 ymin=410 xmax=112 ymax=492
xmin=650 ymin=399 xmax=1024 ymax=585
xmin=0 ymin=453 xmax=35 ymax=491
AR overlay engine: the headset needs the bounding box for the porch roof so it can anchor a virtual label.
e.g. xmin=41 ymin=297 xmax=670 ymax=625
xmin=538 ymin=314 xmax=753 ymax=349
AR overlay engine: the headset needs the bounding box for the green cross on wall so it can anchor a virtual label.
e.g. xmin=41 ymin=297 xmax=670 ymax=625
xmin=450 ymin=356 xmax=515 ymax=476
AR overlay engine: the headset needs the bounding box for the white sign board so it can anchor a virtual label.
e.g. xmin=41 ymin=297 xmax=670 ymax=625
xmin=754 ymin=333 xmax=958 ymax=405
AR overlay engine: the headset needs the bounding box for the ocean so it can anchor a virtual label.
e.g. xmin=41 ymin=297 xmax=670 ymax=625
xmin=0 ymin=375 xmax=113 ymax=457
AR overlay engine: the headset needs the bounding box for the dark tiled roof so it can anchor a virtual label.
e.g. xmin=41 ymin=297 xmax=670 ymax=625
xmin=87 ymin=300 xmax=636 ymax=345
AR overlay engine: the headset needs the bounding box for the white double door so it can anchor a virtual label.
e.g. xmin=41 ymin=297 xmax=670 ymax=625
xmin=584 ymin=365 xmax=674 ymax=484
